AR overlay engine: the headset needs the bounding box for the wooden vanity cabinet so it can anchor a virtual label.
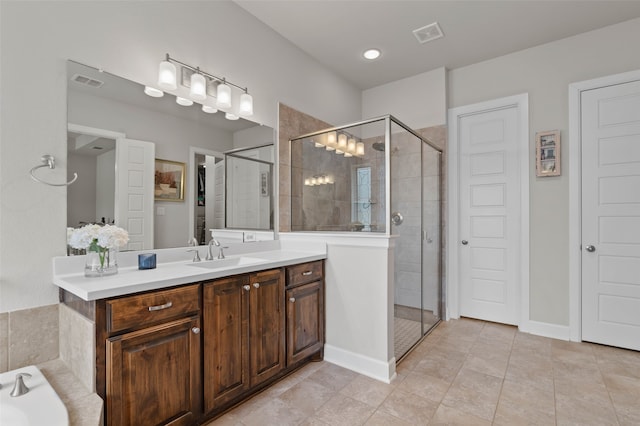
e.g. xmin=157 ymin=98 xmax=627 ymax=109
xmin=285 ymin=261 xmax=325 ymax=365
xmin=103 ymin=284 xmax=201 ymax=426
xmin=203 ymin=268 xmax=285 ymax=414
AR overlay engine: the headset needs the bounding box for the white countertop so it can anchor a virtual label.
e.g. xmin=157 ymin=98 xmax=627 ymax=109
xmin=53 ymin=240 xmax=326 ymax=301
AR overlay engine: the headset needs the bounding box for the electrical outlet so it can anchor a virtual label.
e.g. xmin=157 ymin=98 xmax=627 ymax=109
xmin=244 ymin=232 xmax=256 ymax=242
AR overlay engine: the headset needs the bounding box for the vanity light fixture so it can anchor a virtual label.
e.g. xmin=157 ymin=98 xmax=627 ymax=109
xmin=337 ymin=134 xmax=348 ymax=152
xmin=158 ymin=54 xmax=177 ymax=90
xmin=356 ymin=142 xmax=365 ymax=156
xmin=155 ymin=53 xmax=254 ymax=118
xmin=216 ymin=79 xmax=232 ymax=109
xmin=190 ymin=69 xmax=207 ymax=101
xmin=202 ymin=105 xmax=218 ymax=114
xmin=304 ymin=174 xmax=334 ymax=186
xmin=144 ymin=86 xmax=164 ymax=97
xmin=239 ymin=90 xmax=254 ymax=116
xmin=225 ymin=112 xmax=239 ymax=120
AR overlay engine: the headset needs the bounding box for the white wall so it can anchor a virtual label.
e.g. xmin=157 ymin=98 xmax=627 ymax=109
xmin=233 ymin=125 xmax=275 ymax=150
xmin=0 ymin=1 xmax=361 ymax=313
xmin=448 ymin=17 xmax=640 ymax=326
xmin=67 ymin=152 xmax=97 ymax=227
xmin=363 ymin=67 xmax=447 ymax=128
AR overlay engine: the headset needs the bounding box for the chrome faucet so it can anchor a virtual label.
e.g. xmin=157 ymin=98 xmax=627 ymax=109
xmin=187 ymin=249 xmax=201 ymax=262
xmin=10 ymin=373 xmax=31 ymax=397
xmin=217 ymin=245 xmax=228 ymax=260
xmin=187 ymin=237 xmax=198 ymax=247
xmin=206 ymin=238 xmax=220 ymax=260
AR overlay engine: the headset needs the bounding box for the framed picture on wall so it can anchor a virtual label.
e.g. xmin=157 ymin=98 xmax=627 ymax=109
xmin=155 ymin=159 xmax=185 ymax=201
xmin=536 ymin=130 xmax=561 ymax=177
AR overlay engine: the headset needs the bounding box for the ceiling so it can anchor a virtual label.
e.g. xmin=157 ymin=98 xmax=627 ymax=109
xmin=235 ymin=0 xmax=640 ymax=90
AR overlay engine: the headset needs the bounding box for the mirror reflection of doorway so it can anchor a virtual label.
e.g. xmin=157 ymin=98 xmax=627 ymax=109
xmin=194 ymin=153 xmax=224 ymax=245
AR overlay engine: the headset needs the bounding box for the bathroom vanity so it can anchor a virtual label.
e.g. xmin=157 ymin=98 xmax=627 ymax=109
xmin=54 ymin=242 xmax=326 ymax=425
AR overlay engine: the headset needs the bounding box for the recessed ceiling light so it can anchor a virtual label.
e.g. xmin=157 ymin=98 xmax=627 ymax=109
xmin=363 ymin=49 xmax=381 ymax=60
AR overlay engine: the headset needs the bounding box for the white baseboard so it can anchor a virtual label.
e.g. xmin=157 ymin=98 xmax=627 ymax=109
xmin=519 ymin=320 xmax=571 ymax=341
xmin=323 ymin=344 xmax=396 ymax=383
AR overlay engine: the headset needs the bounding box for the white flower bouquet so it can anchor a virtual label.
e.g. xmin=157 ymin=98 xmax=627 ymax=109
xmin=69 ymin=224 xmax=129 ymax=276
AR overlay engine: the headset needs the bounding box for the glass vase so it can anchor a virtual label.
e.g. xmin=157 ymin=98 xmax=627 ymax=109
xmin=84 ymin=246 xmax=118 ymax=277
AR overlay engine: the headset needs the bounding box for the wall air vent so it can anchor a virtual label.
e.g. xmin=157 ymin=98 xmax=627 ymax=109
xmin=71 ymin=74 xmax=104 ymax=88
xmin=412 ymin=22 xmax=444 ymax=44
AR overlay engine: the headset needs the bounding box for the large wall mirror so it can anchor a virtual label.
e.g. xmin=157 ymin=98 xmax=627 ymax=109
xmin=67 ymin=60 xmax=275 ymax=250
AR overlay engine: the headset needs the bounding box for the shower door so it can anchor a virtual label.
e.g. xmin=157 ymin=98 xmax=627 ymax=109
xmin=390 ymin=118 xmax=442 ymax=361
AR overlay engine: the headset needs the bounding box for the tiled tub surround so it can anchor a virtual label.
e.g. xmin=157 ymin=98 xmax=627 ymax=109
xmin=0 ymin=305 xmax=103 ymax=426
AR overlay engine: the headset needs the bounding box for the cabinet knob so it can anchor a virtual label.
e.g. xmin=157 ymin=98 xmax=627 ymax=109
xmin=243 ymin=285 xmax=251 ymax=291
xmin=253 ymin=282 xmax=260 ymax=288
xmin=289 ymin=297 xmax=296 ymax=303
xmin=191 ymin=327 xmax=200 ymax=334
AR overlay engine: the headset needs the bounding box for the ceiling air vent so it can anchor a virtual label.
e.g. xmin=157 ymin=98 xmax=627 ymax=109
xmin=71 ymin=74 xmax=104 ymax=88
xmin=412 ymin=22 xmax=444 ymax=44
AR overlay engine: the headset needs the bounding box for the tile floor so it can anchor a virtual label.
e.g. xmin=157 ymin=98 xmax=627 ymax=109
xmin=207 ymin=318 xmax=640 ymax=425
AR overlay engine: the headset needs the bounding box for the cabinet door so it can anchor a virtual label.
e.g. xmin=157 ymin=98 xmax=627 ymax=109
xmin=249 ymin=269 xmax=285 ymax=387
xmin=203 ymin=275 xmax=250 ymax=412
xmin=106 ymin=316 xmax=201 ymax=426
xmin=287 ymin=280 xmax=324 ymax=365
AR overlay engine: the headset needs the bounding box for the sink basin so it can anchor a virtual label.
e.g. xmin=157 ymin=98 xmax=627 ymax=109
xmin=187 ymin=256 xmax=266 ymax=269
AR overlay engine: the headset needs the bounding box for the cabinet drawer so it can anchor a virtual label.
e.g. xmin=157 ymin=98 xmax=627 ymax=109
xmin=106 ymin=284 xmax=200 ymax=334
xmin=286 ymin=261 xmax=323 ymax=288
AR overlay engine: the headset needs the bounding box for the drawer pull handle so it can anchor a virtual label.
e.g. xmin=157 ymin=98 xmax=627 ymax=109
xmin=302 ymin=271 xmax=313 ymax=276
xmin=253 ymin=283 xmax=260 ymax=288
xmin=243 ymin=285 xmax=251 ymax=291
xmin=191 ymin=327 xmax=200 ymax=334
xmin=148 ymin=301 xmax=173 ymax=312
xmin=289 ymin=297 xmax=296 ymax=303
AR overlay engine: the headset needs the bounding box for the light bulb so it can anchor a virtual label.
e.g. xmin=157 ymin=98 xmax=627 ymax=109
xmin=216 ymin=81 xmax=232 ymax=109
xmin=190 ymin=72 xmax=207 ymax=101
xmin=144 ymin=86 xmax=164 ymax=97
xmin=347 ymin=138 xmax=356 ymax=154
xmin=239 ymin=92 xmax=253 ymax=116
xmin=326 ymin=131 xmax=337 ymax=151
xmin=326 ymin=175 xmax=334 ymax=184
xmin=338 ymin=134 xmax=347 ymax=150
xmin=311 ymin=177 xmax=317 ymax=186
xmin=176 ymin=97 xmax=193 ymax=106
xmin=356 ymin=142 xmax=365 ymax=156
xmin=225 ymin=112 xmax=239 ymax=120
xmin=158 ymin=59 xmax=177 ymax=90
xmin=202 ymin=105 xmax=217 ymax=114
xmin=305 ymin=178 xmax=311 ymax=186
xmin=318 ymin=176 xmax=325 ymax=184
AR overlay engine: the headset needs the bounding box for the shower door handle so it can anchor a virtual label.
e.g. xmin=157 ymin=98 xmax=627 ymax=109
xmin=391 ymin=212 xmax=404 ymax=226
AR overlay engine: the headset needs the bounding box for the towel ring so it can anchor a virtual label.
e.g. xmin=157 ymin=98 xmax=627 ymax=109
xmin=30 ymin=155 xmax=78 ymax=187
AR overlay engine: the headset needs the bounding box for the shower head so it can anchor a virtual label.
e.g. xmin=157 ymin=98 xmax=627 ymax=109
xmin=372 ymin=142 xmax=385 ymax=152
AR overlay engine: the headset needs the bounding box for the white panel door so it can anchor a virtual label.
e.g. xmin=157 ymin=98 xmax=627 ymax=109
xmin=115 ymin=138 xmax=155 ymax=251
xmin=459 ymin=106 xmax=521 ymax=325
xmin=581 ymin=80 xmax=640 ymax=350
xmin=213 ymin=160 xmax=225 ymax=229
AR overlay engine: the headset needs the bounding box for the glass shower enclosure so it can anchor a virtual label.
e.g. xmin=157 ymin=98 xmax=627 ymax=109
xmin=289 ymin=115 xmax=443 ymax=361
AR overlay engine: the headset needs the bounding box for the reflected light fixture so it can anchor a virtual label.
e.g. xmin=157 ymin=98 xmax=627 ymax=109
xmin=144 ymin=86 xmax=164 ymax=97
xmin=190 ymin=69 xmax=207 ymax=101
xmin=225 ymin=112 xmax=239 ymax=120
xmin=202 ymin=105 xmax=218 ymax=114
xmin=154 ymin=53 xmax=254 ymax=119
xmin=176 ymin=97 xmax=193 ymax=106
xmin=158 ymin=54 xmax=177 ymax=90
xmin=356 ymin=142 xmax=365 ymax=156
xmin=326 ymin=131 xmax=337 ymax=151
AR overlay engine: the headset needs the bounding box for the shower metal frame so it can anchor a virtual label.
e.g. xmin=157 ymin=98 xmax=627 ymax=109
xmin=290 ymin=115 xmax=445 ymax=357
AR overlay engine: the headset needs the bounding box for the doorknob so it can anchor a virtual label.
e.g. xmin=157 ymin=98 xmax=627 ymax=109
xmin=585 ymin=245 xmax=596 ymax=252
xmin=461 ymin=240 xmax=468 ymax=245
xmin=391 ymin=212 xmax=404 ymax=226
